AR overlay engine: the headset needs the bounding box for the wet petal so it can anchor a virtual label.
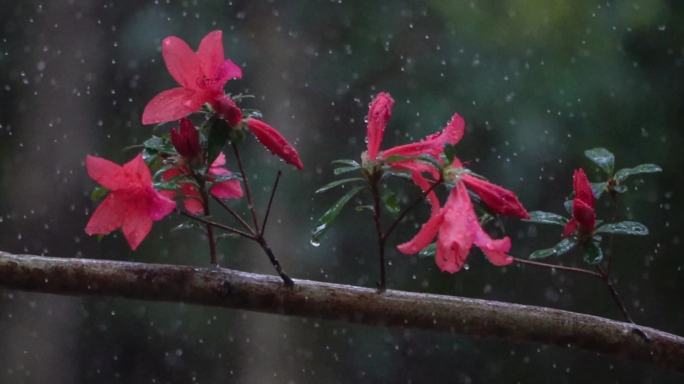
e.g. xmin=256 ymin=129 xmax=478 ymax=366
xmin=147 ymin=189 xmax=176 ymax=221
xmin=472 ymin=222 xmax=513 ymax=266
xmin=162 ymin=36 xmax=201 ymax=89
xmin=397 ymin=211 xmax=444 ymax=255
xmin=461 ymin=174 xmax=529 ymax=219
xmin=183 ymin=197 xmax=205 ymax=215
xmin=86 ymin=155 xmax=124 ymax=190
xmin=142 ymin=87 xmax=205 ymax=125
xmin=562 ymin=219 xmax=578 ymax=237
xmin=246 ymin=118 xmax=303 ymax=169
xmin=366 ymin=92 xmax=394 ymax=160
xmin=123 ymin=154 xmax=152 ymax=186
xmin=435 ymin=186 xmax=475 ymax=273
xmin=122 ymin=203 xmax=154 ymax=251
xmin=573 ymin=168 xmax=595 ymax=206
xmin=380 ymin=113 xmax=465 ymax=160
xmin=210 ymin=180 xmax=244 ymax=200
xmin=197 ymin=30 xmax=225 ymax=79
xmin=573 ymin=198 xmax=596 ymax=232
xmin=85 ymin=194 xmax=125 ymax=236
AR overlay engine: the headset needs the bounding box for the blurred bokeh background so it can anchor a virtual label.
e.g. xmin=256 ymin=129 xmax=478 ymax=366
xmin=1 ymin=0 xmax=682 ymax=382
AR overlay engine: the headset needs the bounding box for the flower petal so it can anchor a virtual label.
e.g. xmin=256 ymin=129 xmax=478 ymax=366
xmin=183 ymin=197 xmax=205 ymax=215
xmin=162 ymin=36 xmax=202 ymax=89
xmin=246 ymin=118 xmax=303 ymax=169
xmin=86 ymin=155 xmax=125 ymax=191
xmin=210 ymin=180 xmax=244 ymax=200
xmin=366 ymin=92 xmax=394 ymax=161
xmin=380 ymin=113 xmax=465 ymax=160
xmin=573 ymin=198 xmax=596 ymax=233
xmin=197 ymin=30 xmax=225 ymax=79
xmin=472 ymin=223 xmax=513 ymax=266
xmin=142 ymin=87 xmax=206 ymax=125
xmin=461 ymin=174 xmax=529 ymax=219
xmin=435 ymin=185 xmax=476 ymax=273
xmin=122 ymin=203 xmax=154 ymax=251
xmin=562 ymin=218 xmax=578 ymax=237
xmin=147 ymin=189 xmax=176 ymax=221
xmin=123 ymin=154 xmax=152 ymax=186
xmin=397 ymin=211 xmax=444 ymax=255
xmin=85 ymin=193 xmax=125 ymax=236
xmin=573 ymin=168 xmax=595 ymax=207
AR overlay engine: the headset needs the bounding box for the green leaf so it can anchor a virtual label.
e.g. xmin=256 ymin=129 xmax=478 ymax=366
xmin=207 ymin=118 xmax=230 ymax=165
xmin=331 ymin=159 xmax=360 ymax=168
xmin=591 ymin=182 xmax=607 ymax=199
xmin=382 ymin=191 xmax=401 ymax=215
xmin=418 ymin=243 xmax=436 ymax=258
xmin=334 ymin=166 xmax=360 ymax=175
xmin=382 ymin=154 xmax=418 ymax=163
xmin=315 ymin=177 xmax=364 ymax=194
xmin=311 ymin=186 xmax=364 ymax=244
xmin=529 ymin=237 xmax=577 ymax=259
xmin=584 ymin=147 xmax=615 ymax=175
xmin=171 ymin=222 xmax=204 ymax=233
xmin=417 ymin=154 xmax=443 ymax=169
xmin=596 ymin=221 xmax=649 ymax=236
xmin=614 ymin=163 xmax=662 ymax=183
xmin=143 ymin=135 xmax=170 ymax=152
xmin=524 ymin=211 xmax=568 ymax=226
xmin=583 ymin=242 xmax=604 ymax=264
xmin=153 ymin=181 xmax=180 ymax=191
xmin=354 ymin=205 xmax=373 ymax=212
xmin=90 ymin=186 xmax=109 ymax=202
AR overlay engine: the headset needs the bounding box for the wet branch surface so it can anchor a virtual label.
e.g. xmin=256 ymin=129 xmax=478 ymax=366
xmin=1 ymin=251 xmax=683 ymax=373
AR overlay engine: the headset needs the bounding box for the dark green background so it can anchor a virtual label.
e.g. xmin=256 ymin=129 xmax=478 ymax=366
xmin=1 ymin=1 xmax=682 ymax=382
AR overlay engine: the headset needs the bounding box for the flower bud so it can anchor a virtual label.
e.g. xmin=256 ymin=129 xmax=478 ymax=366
xmin=211 ymin=95 xmax=243 ymax=127
xmin=171 ymin=118 xmax=202 ymax=160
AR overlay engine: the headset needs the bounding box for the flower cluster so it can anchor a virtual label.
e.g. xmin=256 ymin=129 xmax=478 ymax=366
xmin=85 ymin=31 xmax=303 ymax=250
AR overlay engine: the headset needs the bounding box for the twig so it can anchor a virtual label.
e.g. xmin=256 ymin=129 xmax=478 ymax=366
xmin=231 ymin=142 xmax=260 ymax=231
xmin=596 ymin=264 xmax=635 ymax=324
xmin=211 ymin=196 xmax=255 ymax=235
xmin=382 ymin=178 xmax=442 ymax=241
xmin=0 ymin=251 xmax=682 ymax=372
xmin=180 ymin=211 xmax=256 ymax=241
xmin=512 ymin=257 xmax=603 ymax=278
xmin=261 ymin=170 xmax=282 ymax=237
xmin=369 ymin=174 xmax=386 ymax=291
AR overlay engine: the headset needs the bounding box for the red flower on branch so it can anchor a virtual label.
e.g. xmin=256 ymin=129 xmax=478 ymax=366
xmin=363 ymin=92 xmax=465 ymax=164
xmin=142 ymin=30 xmax=242 ymax=125
xmin=162 ymin=152 xmax=243 ymax=215
xmin=246 ymin=118 xmax=304 ymax=170
xmin=563 ymin=168 xmax=596 ymax=237
xmin=85 ymin=154 xmax=176 ymax=250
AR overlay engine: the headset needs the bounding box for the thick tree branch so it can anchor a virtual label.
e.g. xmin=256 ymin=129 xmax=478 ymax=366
xmin=0 ymin=251 xmax=683 ymax=373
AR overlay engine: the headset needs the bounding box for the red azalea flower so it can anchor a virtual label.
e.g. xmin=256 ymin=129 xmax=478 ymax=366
xmin=397 ymin=182 xmax=513 ymax=273
xmin=245 ymin=118 xmax=304 ymax=170
xmin=142 ymin=30 xmax=242 ymax=125
xmin=363 ymin=92 xmax=465 ymax=164
xmin=563 ymin=168 xmax=596 ymax=237
xmin=170 ymin=118 xmax=202 ymax=160
xmin=162 ymin=152 xmax=243 ymax=215
xmin=85 ymin=154 xmax=176 ymax=250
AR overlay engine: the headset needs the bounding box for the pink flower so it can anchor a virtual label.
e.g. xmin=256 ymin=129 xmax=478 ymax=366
xmin=142 ymin=30 xmax=242 ymax=125
xmin=162 ymin=152 xmax=243 ymax=215
xmin=363 ymin=91 xmax=465 ymax=164
xmin=563 ymin=168 xmax=596 ymax=237
xmin=170 ymin=118 xmax=202 ymax=160
xmin=461 ymin=173 xmax=529 ymax=219
xmin=246 ymin=118 xmax=304 ymax=170
xmin=85 ymin=154 xmax=176 ymax=250
xmin=397 ymin=182 xmax=513 ymax=273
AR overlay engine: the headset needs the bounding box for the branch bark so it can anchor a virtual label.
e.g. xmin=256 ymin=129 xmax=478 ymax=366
xmin=0 ymin=251 xmax=683 ymax=373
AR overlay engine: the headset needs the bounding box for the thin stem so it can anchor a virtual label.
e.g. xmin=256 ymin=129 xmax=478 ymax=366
xmin=211 ymin=196 xmax=256 ymax=235
xmin=231 ymin=142 xmax=260 ymax=231
xmin=511 ymin=257 xmax=603 ymax=278
xmin=382 ymin=178 xmax=442 ymax=241
xmin=261 ymin=170 xmax=282 ymax=237
xmin=256 ymin=237 xmax=294 ymax=287
xmin=369 ymin=174 xmax=386 ymax=292
xmin=181 ymin=211 xmax=256 ymax=241
xmin=605 ymin=192 xmax=619 ymax=273
xmin=190 ymin=170 xmax=218 ymax=266
xmin=596 ymin=264 xmax=635 ymax=324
